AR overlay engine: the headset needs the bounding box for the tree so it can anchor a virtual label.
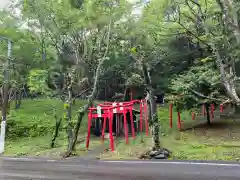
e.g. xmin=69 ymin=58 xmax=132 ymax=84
xmin=22 ymin=0 xmax=133 ymax=156
xmin=167 ymin=0 xmax=240 ymax=107
xmin=4 ymin=0 xmax=240 ymax=158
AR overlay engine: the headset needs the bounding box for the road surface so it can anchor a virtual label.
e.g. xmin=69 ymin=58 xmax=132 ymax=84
xmin=0 ymin=157 xmax=240 ymax=179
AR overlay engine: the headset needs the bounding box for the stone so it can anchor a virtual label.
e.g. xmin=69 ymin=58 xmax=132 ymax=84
xmin=139 ymin=148 xmax=171 ymax=160
xmin=149 ymin=150 xmax=161 ymax=157
xmin=162 ymin=148 xmax=171 ymax=158
xmin=139 ymin=154 xmax=150 ymax=159
xmin=154 ymin=153 xmax=167 ymax=159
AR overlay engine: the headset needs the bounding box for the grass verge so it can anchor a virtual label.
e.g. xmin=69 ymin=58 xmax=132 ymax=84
xmin=5 ymin=133 xmax=103 ymax=158
xmin=100 ymin=106 xmax=240 ymax=161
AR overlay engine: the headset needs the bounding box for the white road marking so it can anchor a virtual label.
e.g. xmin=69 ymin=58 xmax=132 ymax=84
xmin=0 ymin=172 xmax=46 ymax=179
xmin=0 ymin=156 xmax=240 ymax=168
xmin=103 ymin=160 xmax=240 ymax=167
xmin=0 ymin=157 xmax=58 ymax=162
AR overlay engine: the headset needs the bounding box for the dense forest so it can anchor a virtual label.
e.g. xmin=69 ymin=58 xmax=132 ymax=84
xmin=0 ymin=0 xmax=240 ymax=157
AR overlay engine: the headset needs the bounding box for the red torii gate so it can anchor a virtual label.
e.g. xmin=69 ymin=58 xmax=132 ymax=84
xmin=86 ymin=100 xmax=149 ymax=151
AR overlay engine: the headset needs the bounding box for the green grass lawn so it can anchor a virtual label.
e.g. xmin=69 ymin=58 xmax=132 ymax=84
xmin=100 ymin=105 xmax=240 ymax=161
xmin=100 ymin=133 xmax=240 ymax=161
xmin=5 ymin=99 xmax=240 ymax=161
xmin=5 ymin=98 xmax=102 ymax=157
xmin=7 ymin=98 xmax=89 ymax=138
xmin=5 ymin=133 xmax=103 ymax=158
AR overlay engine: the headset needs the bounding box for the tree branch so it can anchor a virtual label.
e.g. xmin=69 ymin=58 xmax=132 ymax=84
xmin=72 ymin=87 xmax=90 ymax=101
xmin=190 ymin=89 xmax=224 ymax=102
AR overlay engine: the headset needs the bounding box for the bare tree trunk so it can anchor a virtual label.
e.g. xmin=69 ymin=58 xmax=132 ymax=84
xmin=1 ymin=73 xmax=9 ymax=153
xmin=2 ymin=73 xmax=9 ymax=122
xmin=64 ymin=72 xmax=74 ymax=154
xmin=71 ymin=110 xmax=85 ymax=150
xmin=14 ymin=90 xmax=18 ymax=109
xmin=19 ymin=90 xmax=22 ymax=107
xmin=0 ymin=40 xmax=11 ymax=154
xmin=149 ymin=89 xmax=160 ymax=150
xmin=51 ymin=116 xmax=62 ymax=148
xmin=15 ymin=89 xmax=22 ymax=109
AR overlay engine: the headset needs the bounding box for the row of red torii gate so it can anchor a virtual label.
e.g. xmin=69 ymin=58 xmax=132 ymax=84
xmin=86 ymin=100 xmax=149 ymax=151
xmin=86 ymin=99 xmax=225 ymax=152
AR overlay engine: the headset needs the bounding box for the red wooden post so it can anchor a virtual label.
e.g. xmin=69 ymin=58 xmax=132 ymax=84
xmin=211 ymin=104 xmax=215 ymax=119
xmin=108 ymin=110 xmax=114 ymax=151
xmin=86 ymin=110 xmax=92 ymax=149
xmin=202 ymin=104 xmax=206 ymax=116
xmin=177 ymin=111 xmax=181 ymax=129
xmin=192 ymin=112 xmax=195 ymax=120
xmin=144 ymin=100 xmax=149 ymax=136
xmin=115 ymin=114 xmax=119 ymax=136
xmin=220 ymin=104 xmax=223 ymax=112
xmin=139 ymin=101 xmax=143 ymax=133
xmin=123 ymin=109 xmax=129 ymax=144
xmin=169 ymin=104 xmax=173 ymax=128
xmin=117 ymin=115 xmax=120 ymax=135
xmin=130 ymin=108 xmax=135 ymax=139
xmin=101 ymin=116 xmax=107 ymax=142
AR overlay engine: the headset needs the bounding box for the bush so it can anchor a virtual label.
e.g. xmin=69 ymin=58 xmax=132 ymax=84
xmin=6 ymin=99 xmax=62 ymax=139
xmin=7 ymin=111 xmax=56 ymax=139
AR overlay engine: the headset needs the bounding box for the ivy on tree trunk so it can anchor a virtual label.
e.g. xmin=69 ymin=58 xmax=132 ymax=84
xmin=64 ymin=72 xmax=74 ymax=153
xmin=141 ymin=62 xmax=160 ymax=151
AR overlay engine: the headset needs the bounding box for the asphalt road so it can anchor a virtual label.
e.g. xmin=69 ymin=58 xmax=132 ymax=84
xmin=0 ymin=157 xmax=240 ymax=180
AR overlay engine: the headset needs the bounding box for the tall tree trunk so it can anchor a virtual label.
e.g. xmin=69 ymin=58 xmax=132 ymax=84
xmin=0 ymin=40 xmax=11 ymax=154
xmin=0 ymin=81 xmax=8 ymax=154
xmin=71 ymin=110 xmax=85 ymax=150
xmin=14 ymin=91 xmax=18 ymax=109
xmin=149 ymin=89 xmax=160 ymax=151
xmin=64 ymin=72 xmax=74 ymax=154
xmin=51 ymin=116 xmax=62 ymax=148
xmin=15 ymin=90 xmax=22 ymax=109
xmin=142 ymin=62 xmax=160 ymax=151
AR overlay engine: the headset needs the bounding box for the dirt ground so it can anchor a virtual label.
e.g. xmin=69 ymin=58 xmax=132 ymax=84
xmin=185 ymin=119 xmax=240 ymax=143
